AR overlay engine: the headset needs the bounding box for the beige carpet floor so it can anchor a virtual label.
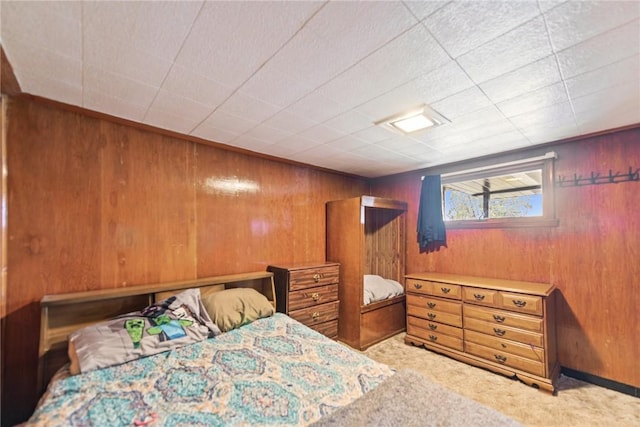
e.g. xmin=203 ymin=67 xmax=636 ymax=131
xmin=362 ymin=333 xmax=639 ymax=427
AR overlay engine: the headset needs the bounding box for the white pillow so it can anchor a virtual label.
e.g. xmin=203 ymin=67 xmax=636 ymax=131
xmin=363 ymin=275 xmax=405 ymax=305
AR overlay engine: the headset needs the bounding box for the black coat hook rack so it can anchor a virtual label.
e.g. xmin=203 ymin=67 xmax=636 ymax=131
xmin=556 ymin=166 xmax=640 ymax=188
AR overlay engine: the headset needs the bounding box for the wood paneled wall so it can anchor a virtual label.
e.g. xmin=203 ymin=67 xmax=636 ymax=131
xmin=0 ymin=96 xmax=368 ymax=425
xmin=371 ymin=127 xmax=640 ymax=390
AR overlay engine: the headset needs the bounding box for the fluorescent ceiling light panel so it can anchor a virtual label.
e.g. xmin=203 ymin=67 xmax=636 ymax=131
xmin=375 ymin=104 xmax=450 ymax=135
xmin=390 ymin=114 xmax=434 ymax=133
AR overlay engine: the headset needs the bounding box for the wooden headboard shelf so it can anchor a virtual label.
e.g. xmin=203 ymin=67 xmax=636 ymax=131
xmin=38 ymin=271 xmax=275 ymax=393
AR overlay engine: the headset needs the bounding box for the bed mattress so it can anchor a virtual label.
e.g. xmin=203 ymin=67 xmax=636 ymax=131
xmin=27 ymin=313 xmax=394 ymax=426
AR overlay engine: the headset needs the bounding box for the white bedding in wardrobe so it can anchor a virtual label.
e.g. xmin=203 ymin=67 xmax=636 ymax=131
xmin=363 ymin=274 xmax=404 ymax=305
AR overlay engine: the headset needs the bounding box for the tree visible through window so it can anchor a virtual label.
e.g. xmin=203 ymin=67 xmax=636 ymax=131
xmin=440 ymin=155 xmax=557 ymax=228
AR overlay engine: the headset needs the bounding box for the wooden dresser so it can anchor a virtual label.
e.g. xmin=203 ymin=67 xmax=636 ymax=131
xmin=405 ymin=272 xmax=559 ymax=394
xmin=267 ymin=262 xmax=340 ymax=339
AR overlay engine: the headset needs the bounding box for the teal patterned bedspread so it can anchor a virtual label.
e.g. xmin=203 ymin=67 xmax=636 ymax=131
xmin=27 ymin=314 xmax=394 ymax=426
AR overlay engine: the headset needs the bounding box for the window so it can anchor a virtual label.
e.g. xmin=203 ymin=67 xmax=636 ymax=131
xmin=441 ymin=153 xmax=558 ymax=229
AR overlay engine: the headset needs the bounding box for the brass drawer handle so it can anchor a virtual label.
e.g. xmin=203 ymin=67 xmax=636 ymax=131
xmin=494 ymin=354 xmax=507 ymax=363
xmin=493 ymin=328 xmax=506 ymax=337
xmin=414 ymin=283 xmax=423 ymax=289
xmin=311 ymin=292 xmax=320 ymax=301
xmin=313 ymin=273 xmax=321 ymax=282
xmin=311 ymin=312 xmax=320 ymax=320
xmin=427 ymin=302 xmax=436 ymax=308
xmin=428 ymin=323 xmax=438 ymax=330
xmin=427 ymin=313 xmax=437 ymax=320
xmin=493 ymin=315 xmax=505 ymax=323
xmin=441 ymin=287 xmax=451 ymax=294
xmin=473 ymin=293 xmax=485 ymax=301
xmin=512 ymin=300 xmax=527 ymax=308
xmin=429 ymin=335 xmax=438 ymax=341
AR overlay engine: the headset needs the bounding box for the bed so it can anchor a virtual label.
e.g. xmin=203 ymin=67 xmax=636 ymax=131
xmin=326 ymin=196 xmax=408 ymax=350
xmin=29 ymin=271 xmax=520 ymax=426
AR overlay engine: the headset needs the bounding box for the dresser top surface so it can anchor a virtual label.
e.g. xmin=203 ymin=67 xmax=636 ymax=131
xmin=268 ymin=262 xmax=339 ymax=272
xmin=405 ymin=272 xmax=555 ymax=296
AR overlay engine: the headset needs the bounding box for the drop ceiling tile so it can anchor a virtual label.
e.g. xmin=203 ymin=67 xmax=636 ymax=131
xmin=130 ymin=1 xmax=202 ymax=61
xmin=287 ymin=92 xmax=350 ymax=124
xmin=497 ymin=82 xmax=568 ymax=117
xmin=144 ymin=108 xmax=204 ymax=135
xmin=4 ymin=38 xmax=82 ymax=89
xmin=191 ymin=122 xmax=240 ymax=144
xmin=307 ymin=1 xmax=418 ymax=61
xmin=176 ymin=1 xmax=321 ymax=87
xmin=352 ymin=126 xmax=397 ymax=144
xmin=82 ymin=1 xmax=140 ymax=42
xmin=556 ymin=19 xmax=640 ymax=78
xmin=218 ymin=92 xmax=282 ymax=124
xmin=83 ymin=34 xmax=173 ymax=87
xmin=239 ymin=61 xmax=315 ymax=108
xmin=163 ymin=64 xmax=234 ymax=109
xmin=457 ymin=16 xmax=552 ymax=83
xmin=538 ymin=1 xmax=568 ymax=13
xmin=13 ymin=70 xmax=82 ymax=106
xmin=258 ymin=143 xmax=300 ymax=159
xmin=545 ymin=1 xmax=640 ymax=52
xmin=83 ymin=89 xmax=149 ymax=122
xmin=323 ymin=134 xmax=371 ymax=152
xmin=265 ymin=27 xmax=353 ymax=90
xmin=1 ymin=1 xmax=81 ymax=59
xmin=271 ymin=134 xmax=320 ymax=152
xmin=509 ymin=101 xmax=576 ymax=130
xmin=322 ymin=110 xmax=374 ymax=134
xmin=296 ymin=124 xmax=346 ymax=144
xmin=424 ymin=1 xmax=540 ymax=57
xmin=565 ymin=55 xmax=640 ymax=99
xmin=374 ymin=136 xmax=432 ymax=156
xmin=356 ymin=61 xmax=474 ymax=120
xmin=571 ymin=81 xmax=640 ymax=115
xmin=84 ymin=66 xmax=159 ymax=109
xmin=359 ymin=24 xmax=450 ymax=90
xmin=242 ymin=124 xmax=294 ymax=145
xmin=198 ymin=110 xmax=259 ymax=136
xmin=262 ymin=109 xmax=320 ymax=134
xmin=146 ymin=89 xmax=213 ymax=130
xmin=430 ymin=86 xmax=493 ymax=120
xmin=403 ymin=1 xmax=450 ymax=20
xmin=317 ymin=63 xmax=386 ymax=111
xmin=519 ymin=123 xmax=580 ymax=144
xmin=480 ymin=55 xmax=562 ymax=103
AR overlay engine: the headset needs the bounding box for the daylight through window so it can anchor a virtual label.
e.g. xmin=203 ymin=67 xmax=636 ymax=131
xmin=440 ymin=153 xmax=558 ymax=229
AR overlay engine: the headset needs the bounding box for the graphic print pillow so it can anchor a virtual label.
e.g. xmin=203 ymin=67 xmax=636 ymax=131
xmin=68 ymin=288 xmax=221 ymax=375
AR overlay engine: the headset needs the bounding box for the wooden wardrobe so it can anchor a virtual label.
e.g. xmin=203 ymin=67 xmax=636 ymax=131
xmin=326 ymin=196 xmax=407 ymax=350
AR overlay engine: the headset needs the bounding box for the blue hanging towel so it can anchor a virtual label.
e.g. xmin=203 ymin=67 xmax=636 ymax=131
xmin=417 ymin=175 xmax=447 ymax=252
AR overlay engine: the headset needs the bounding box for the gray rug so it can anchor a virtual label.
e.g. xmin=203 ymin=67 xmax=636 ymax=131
xmin=311 ymin=368 xmax=521 ymax=427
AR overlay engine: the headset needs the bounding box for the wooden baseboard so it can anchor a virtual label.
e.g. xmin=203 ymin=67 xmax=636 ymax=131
xmin=561 ymin=367 xmax=639 ymax=398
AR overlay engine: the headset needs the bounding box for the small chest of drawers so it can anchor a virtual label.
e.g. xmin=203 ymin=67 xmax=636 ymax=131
xmin=405 ymin=272 xmax=559 ymax=394
xmin=267 ymin=262 xmax=340 ymax=339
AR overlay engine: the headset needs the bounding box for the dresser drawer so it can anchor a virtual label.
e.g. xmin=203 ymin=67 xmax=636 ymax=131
xmin=407 ymin=305 xmax=462 ymax=327
xmin=464 ymin=317 xmax=544 ymax=348
xmin=464 ymin=305 xmax=543 ymax=333
xmin=308 ymin=319 xmax=338 ymax=338
xmin=289 ymin=265 xmax=339 ymax=291
xmin=465 ymin=330 xmax=545 ymax=363
xmin=406 ymin=294 xmax=461 ymax=315
xmin=288 ymin=284 xmax=338 ymax=311
xmin=289 ymin=301 xmax=339 ymax=327
xmin=500 ymin=292 xmax=543 ymax=316
xmin=463 ymin=287 xmax=499 ymax=306
xmin=408 ymin=315 xmax=463 ymax=339
xmin=408 ymin=323 xmax=463 ymax=351
xmin=465 ymin=341 xmax=545 ymax=377
xmin=406 ymin=279 xmax=461 ymax=299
